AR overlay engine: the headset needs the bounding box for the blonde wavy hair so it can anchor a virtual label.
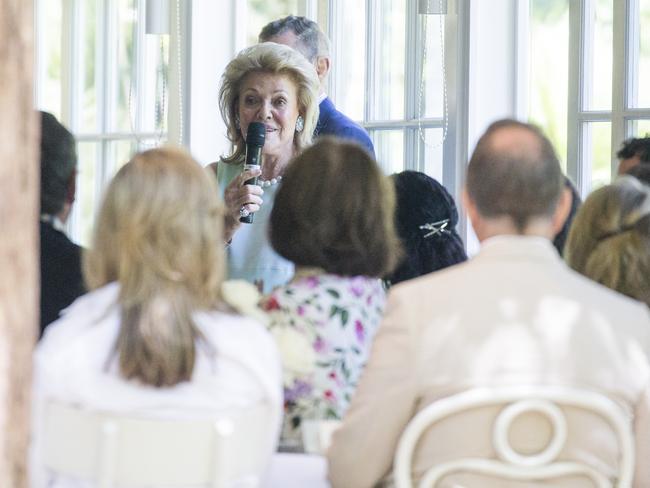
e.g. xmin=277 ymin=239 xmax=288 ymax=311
xmin=219 ymin=42 xmax=320 ymax=163
xmin=565 ymin=176 xmax=650 ymax=306
xmin=84 ymin=146 xmax=225 ymax=386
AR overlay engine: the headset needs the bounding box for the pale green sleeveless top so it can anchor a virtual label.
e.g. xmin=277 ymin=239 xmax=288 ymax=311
xmin=215 ymin=160 xmax=295 ymax=293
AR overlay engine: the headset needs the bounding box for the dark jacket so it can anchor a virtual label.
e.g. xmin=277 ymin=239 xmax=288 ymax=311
xmin=315 ymin=97 xmax=375 ymax=158
xmin=40 ymin=221 xmax=85 ymax=337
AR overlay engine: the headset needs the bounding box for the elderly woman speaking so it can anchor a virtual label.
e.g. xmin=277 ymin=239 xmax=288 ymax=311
xmin=213 ymin=42 xmax=320 ymax=293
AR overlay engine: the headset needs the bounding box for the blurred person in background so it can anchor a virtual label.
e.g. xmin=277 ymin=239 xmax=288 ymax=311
xmin=264 ymin=138 xmax=400 ymax=451
xmin=616 ymin=136 xmax=650 ymax=175
xmin=328 ymin=120 xmax=650 ymax=488
xmin=565 ymin=176 xmax=650 ymax=307
xmin=553 ymin=176 xmax=582 ymax=256
xmin=626 ymin=162 xmax=650 ymax=187
xmin=385 ymin=170 xmax=467 ymax=286
xmin=32 ymin=147 xmax=282 ymax=487
xmin=259 ymin=15 xmax=375 ymax=157
xmin=39 ymin=111 xmax=85 ymax=337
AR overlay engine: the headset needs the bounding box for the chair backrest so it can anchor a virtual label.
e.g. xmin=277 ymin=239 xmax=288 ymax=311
xmin=41 ymin=401 xmax=275 ymax=488
xmin=393 ymin=386 xmax=634 ymax=488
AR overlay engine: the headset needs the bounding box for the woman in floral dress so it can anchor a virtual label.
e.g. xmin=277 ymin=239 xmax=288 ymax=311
xmin=262 ymin=138 xmax=401 ymax=450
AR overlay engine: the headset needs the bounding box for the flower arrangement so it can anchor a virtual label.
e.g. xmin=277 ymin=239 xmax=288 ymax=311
xmin=220 ymin=280 xmax=268 ymax=325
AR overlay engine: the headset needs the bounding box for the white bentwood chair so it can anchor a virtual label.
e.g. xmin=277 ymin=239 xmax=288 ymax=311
xmin=40 ymin=401 xmax=275 ymax=488
xmin=393 ymin=386 xmax=634 ymax=488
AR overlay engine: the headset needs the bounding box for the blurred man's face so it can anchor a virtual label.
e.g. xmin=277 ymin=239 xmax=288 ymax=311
xmin=618 ymin=154 xmax=641 ymax=175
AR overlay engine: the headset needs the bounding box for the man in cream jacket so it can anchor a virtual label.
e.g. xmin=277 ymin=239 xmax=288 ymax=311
xmin=327 ymin=119 xmax=650 ymax=487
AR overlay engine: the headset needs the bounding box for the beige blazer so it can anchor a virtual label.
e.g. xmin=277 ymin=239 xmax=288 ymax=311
xmin=327 ymin=236 xmax=650 ymax=488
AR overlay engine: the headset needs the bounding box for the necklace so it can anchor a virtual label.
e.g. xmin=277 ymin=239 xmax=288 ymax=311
xmin=258 ymin=175 xmax=283 ymax=188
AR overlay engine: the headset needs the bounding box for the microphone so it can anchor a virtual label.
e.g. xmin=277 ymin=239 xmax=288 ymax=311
xmin=240 ymin=121 xmax=266 ymax=224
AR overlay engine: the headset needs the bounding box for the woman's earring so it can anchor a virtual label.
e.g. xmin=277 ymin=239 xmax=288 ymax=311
xmin=295 ymin=115 xmax=304 ymax=133
xmin=235 ymin=116 xmax=241 ymax=130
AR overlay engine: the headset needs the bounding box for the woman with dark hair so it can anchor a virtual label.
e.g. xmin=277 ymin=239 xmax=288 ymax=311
xmin=386 ymin=171 xmax=467 ymax=286
xmin=263 ymin=138 xmax=401 ymax=450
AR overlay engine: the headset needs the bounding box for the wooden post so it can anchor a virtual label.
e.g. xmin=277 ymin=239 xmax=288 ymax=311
xmin=0 ymin=1 xmax=37 ymax=487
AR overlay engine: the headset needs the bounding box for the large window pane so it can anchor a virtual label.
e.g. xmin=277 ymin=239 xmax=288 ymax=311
xmin=116 ymin=0 xmax=137 ymax=132
xmin=332 ymin=0 xmax=366 ymax=121
xmin=141 ymin=36 xmax=169 ymax=134
xmin=71 ymin=142 xmax=100 ymax=246
xmin=80 ymin=0 xmax=99 ymax=133
xmin=372 ymin=130 xmax=404 ymax=174
xmin=370 ymin=0 xmax=405 ymax=121
xmin=422 ymin=128 xmax=444 ymax=182
xmin=246 ymin=0 xmax=298 ymax=47
xmin=629 ymin=119 xmax=650 ymax=137
xmin=529 ymin=0 xmax=569 ymax=169
xmin=583 ymin=0 xmax=613 ymax=111
xmin=421 ymin=15 xmax=445 ymax=119
xmin=629 ymin=0 xmax=650 ymax=108
xmin=583 ymin=121 xmax=612 ymax=190
xmin=107 ymin=140 xmax=137 ymax=182
xmin=39 ymin=0 xmax=63 ymax=118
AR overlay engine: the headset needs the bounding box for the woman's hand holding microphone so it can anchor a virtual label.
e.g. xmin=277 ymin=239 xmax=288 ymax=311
xmin=223 ymin=167 xmax=264 ymax=243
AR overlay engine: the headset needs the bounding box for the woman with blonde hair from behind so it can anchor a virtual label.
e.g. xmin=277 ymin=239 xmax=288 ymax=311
xmin=31 ymin=147 xmax=282 ymax=487
xmin=565 ymin=175 xmax=650 ymax=306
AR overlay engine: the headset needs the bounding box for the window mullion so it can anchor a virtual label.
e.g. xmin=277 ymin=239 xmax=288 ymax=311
xmin=61 ymin=0 xmax=82 ymax=130
xmin=610 ymin=0 xmax=629 ymax=175
xmin=567 ymin=0 xmax=585 ymax=193
xmin=136 ymin=0 xmax=147 ymax=137
xmin=297 ymin=0 xmax=319 ymax=19
xmin=62 ymin=0 xmax=83 ymax=240
xmin=404 ymin=0 xmax=419 ymax=171
xmin=514 ymin=0 xmax=530 ymax=119
xmin=442 ymin=0 xmax=468 ymax=244
xmin=100 ymin=0 xmax=118 ymax=194
xmin=364 ymin=0 xmax=374 ymax=123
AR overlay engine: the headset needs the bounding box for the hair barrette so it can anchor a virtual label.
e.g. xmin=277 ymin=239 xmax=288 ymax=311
xmin=419 ymin=218 xmax=450 ymax=239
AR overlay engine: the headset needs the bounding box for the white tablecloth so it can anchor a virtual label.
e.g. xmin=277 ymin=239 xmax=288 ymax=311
xmin=263 ymin=453 xmax=330 ymax=488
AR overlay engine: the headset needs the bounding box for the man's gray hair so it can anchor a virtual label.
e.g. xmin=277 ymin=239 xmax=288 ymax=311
xmin=259 ymin=15 xmax=330 ymax=62
xmin=466 ymin=119 xmax=564 ymax=232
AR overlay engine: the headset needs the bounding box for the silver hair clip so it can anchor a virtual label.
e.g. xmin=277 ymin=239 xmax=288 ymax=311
xmin=419 ymin=219 xmax=450 ymax=238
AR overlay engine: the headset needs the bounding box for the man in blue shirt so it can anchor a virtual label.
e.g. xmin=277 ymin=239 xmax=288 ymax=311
xmin=259 ymin=16 xmax=375 ymax=158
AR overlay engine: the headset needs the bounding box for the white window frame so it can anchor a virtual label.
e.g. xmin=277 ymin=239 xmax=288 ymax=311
xmin=320 ymin=0 xmax=469 ymax=238
xmin=324 ymin=0 xmax=467 ymax=187
xmin=34 ymin=0 xmax=175 ymax=244
xmin=565 ymin=0 xmax=650 ymax=194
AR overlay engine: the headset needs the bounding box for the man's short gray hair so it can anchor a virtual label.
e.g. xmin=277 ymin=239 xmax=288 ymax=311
xmin=259 ymin=15 xmax=330 ymax=62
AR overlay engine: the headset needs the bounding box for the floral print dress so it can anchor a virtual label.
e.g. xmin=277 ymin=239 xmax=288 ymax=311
xmin=263 ymin=272 xmax=386 ymax=450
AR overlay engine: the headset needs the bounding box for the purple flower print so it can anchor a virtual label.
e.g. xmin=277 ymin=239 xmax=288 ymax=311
xmin=305 ymin=276 xmax=320 ymax=289
xmin=349 ymin=279 xmax=365 ymax=298
xmin=355 ymin=320 xmax=365 ymax=343
xmin=297 ymin=305 xmax=305 ymax=316
xmin=314 ymin=337 xmax=326 ymax=353
xmin=285 ymin=379 xmax=312 ymax=403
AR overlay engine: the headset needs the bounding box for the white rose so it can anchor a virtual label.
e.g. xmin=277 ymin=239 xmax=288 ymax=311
xmin=221 ymin=280 xmax=268 ymax=325
xmin=270 ymin=325 xmax=316 ymax=384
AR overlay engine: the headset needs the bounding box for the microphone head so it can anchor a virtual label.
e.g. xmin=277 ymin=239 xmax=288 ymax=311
xmin=246 ymin=122 xmax=266 ymax=147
